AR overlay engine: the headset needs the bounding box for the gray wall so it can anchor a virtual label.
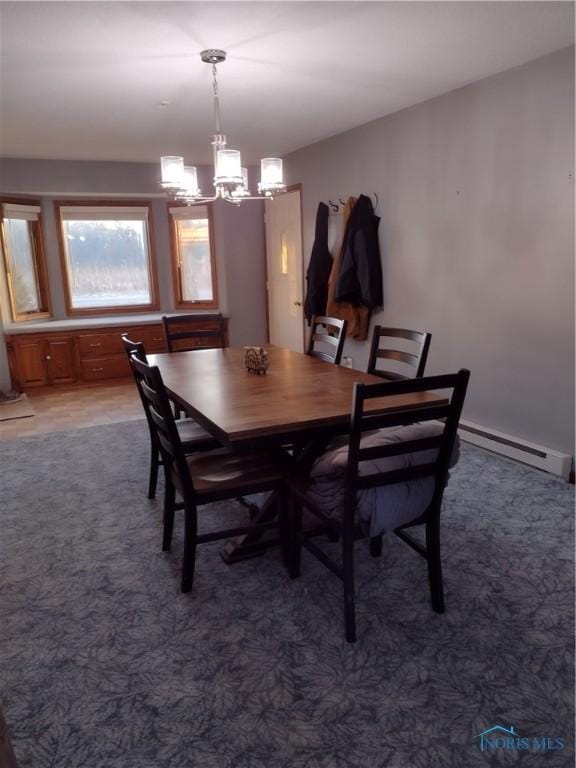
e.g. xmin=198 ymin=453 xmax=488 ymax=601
xmin=286 ymin=47 xmax=575 ymax=455
xmin=0 ymin=159 xmax=267 ymax=379
xmin=0 ymin=312 xmax=10 ymax=391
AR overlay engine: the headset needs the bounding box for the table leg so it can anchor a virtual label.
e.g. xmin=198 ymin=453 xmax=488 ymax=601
xmin=220 ymin=492 xmax=279 ymax=563
xmin=220 ymin=438 xmax=330 ymax=564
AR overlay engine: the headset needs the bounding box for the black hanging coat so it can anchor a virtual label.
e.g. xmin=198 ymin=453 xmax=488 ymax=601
xmin=304 ymin=202 xmax=333 ymax=323
xmin=334 ymin=194 xmax=383 ymax=309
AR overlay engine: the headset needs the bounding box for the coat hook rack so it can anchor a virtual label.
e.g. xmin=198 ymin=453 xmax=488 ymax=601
xmin=325 ymin=193 xmax=379 ymax=216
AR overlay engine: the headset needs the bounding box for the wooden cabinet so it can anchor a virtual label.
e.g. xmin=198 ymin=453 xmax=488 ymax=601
xmin=6 ymin=317 xmax=229 ymax=391
xmin=9 ymin=335 xmax=76 ymax=388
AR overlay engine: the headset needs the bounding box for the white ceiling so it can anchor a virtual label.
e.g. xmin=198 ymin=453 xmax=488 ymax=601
xmin=0 ymin=1 xmax=573 ymax=164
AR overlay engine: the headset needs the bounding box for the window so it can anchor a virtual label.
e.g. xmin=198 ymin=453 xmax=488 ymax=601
xmin=169 ymin=205 xmax=218 ymax=309
xmin=0 ymin=200 xmax=51 ymax=322
xmin=56 ymin=202 xmax=158 ymax=315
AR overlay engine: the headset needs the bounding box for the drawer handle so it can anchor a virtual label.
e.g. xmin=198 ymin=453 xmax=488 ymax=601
xmin=91 ymin=367 xmax=104 ymax=372
xmin=89 ymin=342 xmax=101 ymax=347
xmin=153 ymin=337 xmax=163 ymax=342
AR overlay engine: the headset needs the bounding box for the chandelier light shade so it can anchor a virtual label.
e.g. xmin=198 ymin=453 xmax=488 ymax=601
xmin=160 ymin=49 xmax=285 ymax=205
xmin=160 ymin=156 xmax=185 ymax=186
xmin=183 ymin=166 xmax=201 ymax=196
xmin=216 ymin=149 xmax=242 ymax=184
xmin=259 ymin=158 xmax=284 ymax=193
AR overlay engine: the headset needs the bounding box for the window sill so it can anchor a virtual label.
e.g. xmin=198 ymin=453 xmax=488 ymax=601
xmin=2 ymin=311 xmax=224 ymax=335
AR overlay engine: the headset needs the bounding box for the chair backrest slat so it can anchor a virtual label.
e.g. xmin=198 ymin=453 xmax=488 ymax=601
xmin=307 ymin=316 xmax=348 ymax=365
xmin=367 ymin=325 xmax=431 ymax=380
xmin=167 ymin=329 xmax=223 ymax=341
xmin=356 ymin=372 xmax=461 ymax=398
xmin=375 ymin=328 xmax=427 ymax=342
xmin=358 ymin=404 xmax=452 ymax=432
xmin=311 ymin=332 xmax=340 ymax=348
xmin=356 ymin=462 xmax=438 ymax=490
xmin=358 ymin=434 xmax=444 ymax=462
xmin=375 ymin=348 xmax=419 ymax=366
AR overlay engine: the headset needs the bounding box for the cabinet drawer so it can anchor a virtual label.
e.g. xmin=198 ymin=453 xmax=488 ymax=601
xmin=81 ymin=356 xmax=131 ymax=381
xmin=132 ymin=326 xmax=166 ymax=352
xmin=77 ymin=332 xmax=124 ymax=358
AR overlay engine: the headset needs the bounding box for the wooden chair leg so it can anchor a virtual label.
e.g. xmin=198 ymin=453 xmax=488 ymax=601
xmin=148 ymin=444 xmax=160 ymax=500
xmin=342 ymin=531 xmax=357 ymax=643
xmin=162 ymin=476 xmax=176 ymax=552
xmin=278 ymin=490 xmax=290 ymax=569
xmin=426 ymin=520 xmax=445 ymax=614
xmin=289 ymin=495 xmax=303 ymax=579
xmin=181 ymin=502 xmax=198 ymax=593
xmin=369 ymin=534 xmax=383 ymax=558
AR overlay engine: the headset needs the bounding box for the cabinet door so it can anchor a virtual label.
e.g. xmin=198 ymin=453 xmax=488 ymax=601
xmin=12 ymin=339 xmax=48 ymax=388
xmin=45 ymin=338 xmax=77 ymax=384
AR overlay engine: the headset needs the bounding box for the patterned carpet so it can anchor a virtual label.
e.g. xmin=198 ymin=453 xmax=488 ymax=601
xmin=0 ymin=420 xmax=573 ymax=767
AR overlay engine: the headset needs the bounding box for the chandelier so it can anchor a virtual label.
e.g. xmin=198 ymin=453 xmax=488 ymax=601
xmin=160 ymin=49 xmax=285 ymax=205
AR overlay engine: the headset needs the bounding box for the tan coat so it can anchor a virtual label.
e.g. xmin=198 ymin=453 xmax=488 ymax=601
xmin=325 ymin=197 xmax=371 ymax=341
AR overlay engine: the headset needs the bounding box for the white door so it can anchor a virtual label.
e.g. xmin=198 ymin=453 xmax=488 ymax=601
xmin=265 ymin=189 xmax=304 ymax=352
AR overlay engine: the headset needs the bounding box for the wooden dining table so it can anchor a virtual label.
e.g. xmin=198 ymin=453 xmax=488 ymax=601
xmin=148 ymin=345 xmax=446 ymax=561
xmin=148 ymin=345 xmax=444 ymax=447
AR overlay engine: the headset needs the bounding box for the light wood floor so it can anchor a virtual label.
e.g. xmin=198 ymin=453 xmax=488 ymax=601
xmin=0 ymin=381 xmax=143 ymax=441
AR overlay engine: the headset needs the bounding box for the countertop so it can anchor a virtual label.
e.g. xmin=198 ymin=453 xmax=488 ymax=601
xmin=3 ymin=312 xmax=223 ymax=334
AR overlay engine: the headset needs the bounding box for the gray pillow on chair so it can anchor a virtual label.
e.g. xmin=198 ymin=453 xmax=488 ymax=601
xmin=307 ymin=422 xmax=459 ymax=537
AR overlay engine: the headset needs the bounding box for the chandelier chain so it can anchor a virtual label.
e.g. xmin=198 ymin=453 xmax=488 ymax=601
xmin=211 ymin=63 xmax=222 ymax=135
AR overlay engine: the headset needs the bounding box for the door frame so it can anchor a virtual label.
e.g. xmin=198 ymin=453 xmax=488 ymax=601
xmin=263 ymin=183 xmax=305 ymax=350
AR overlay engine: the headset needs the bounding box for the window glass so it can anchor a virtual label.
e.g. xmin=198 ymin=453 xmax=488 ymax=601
xmin=1 ymin=201 xmax=50 ymax=322
xmin=3 ymin=218 xmax=40 ymax=313
xmin=61 ymin=217 xmax=152 ymax=309
xmin=175 ymin=217 xmax=214 ymax=302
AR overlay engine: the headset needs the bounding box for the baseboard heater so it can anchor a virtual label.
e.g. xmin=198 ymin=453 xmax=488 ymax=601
xmin=458 ymin=419 xmax=572 ymax=480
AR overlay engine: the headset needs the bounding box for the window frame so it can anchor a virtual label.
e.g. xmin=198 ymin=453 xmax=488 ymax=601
xmin=168 ymin=203 xmax=219 ymax=311
xmin=0 ymin=196 xmax=52 ymax=323
xmin=55 ymin=199 xmax=160 ymax=317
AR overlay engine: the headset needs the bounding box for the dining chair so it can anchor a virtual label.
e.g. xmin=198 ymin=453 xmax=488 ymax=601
xmin=121 ymin=335 xmax=218 ymax=499
xmin=130 ymin=354 xmax=292 ymax=593
xmin=288 ymin=369 xmax=470 ymax=642
xmin=307 ymin=316 xmax=347 ymax=365
xmin=367 ymin=326 xmax=431 ymax=380
xmin=162 ymin=313 xmax=227 ymax=353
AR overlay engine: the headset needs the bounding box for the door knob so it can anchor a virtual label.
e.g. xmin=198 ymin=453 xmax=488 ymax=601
xmin=293 ymin=301 xmax=303 ymax=306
